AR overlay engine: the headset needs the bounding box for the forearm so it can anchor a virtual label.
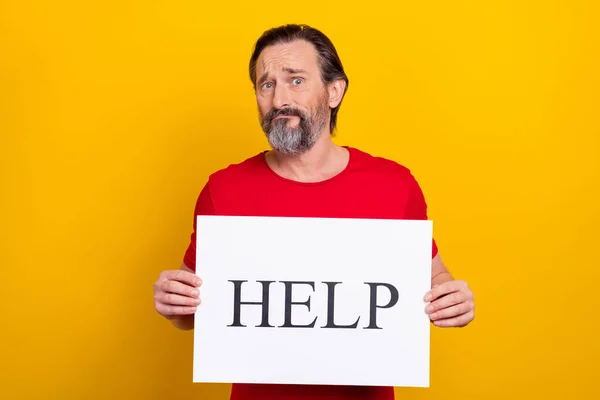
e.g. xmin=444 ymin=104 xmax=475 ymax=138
xmin=431 ymin=271 xmax=454 ymax=287
xmin=169 ymin=314 xmax=195 ymax=330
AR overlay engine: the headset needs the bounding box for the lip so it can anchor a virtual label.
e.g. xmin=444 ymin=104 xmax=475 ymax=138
xmin=273 ymin=115 xmax=297 ymax=120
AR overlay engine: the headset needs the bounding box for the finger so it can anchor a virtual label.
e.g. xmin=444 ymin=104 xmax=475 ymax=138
xmin=433 ymin=310 xmax=474 ymax=327
xmin=428 ymin=300 xmax=473 ymax=321
xmin=163 ymin=270 xmax=202 ymax=287
xmin=426 ymin=291 xmax=467 ymax=314
xmin=156 ymin=292 xmax=201 ymax=307
xmin=160 ymin=280 xmax=200 ymax=298
xmin=424 ymin=280 xmax=467 ymax=302
xmin=156 ymin=303 xmax=197 ymax=317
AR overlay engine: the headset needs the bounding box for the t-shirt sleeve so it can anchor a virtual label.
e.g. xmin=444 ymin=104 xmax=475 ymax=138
xmin=183 ymin=182 xmax=216 ymax=272
xmin=404 ymin=171 xmax=439 ymax=259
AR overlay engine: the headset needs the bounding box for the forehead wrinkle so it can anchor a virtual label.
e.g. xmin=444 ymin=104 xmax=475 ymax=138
xmin=260 ymin=46 xmax=306 ymax=71
xmin=256 ymin=41 xmax=317 ymax=85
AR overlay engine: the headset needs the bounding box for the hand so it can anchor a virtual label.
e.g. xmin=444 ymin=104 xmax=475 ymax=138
xmin=424 ymin=280 xmax=474 ymax=327
xmin=153 ymin=270 xmax=202 ymax=320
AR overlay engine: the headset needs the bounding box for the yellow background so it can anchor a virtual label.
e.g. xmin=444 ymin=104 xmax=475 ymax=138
xmin=1 ymin=1 xmax=599 ymax=399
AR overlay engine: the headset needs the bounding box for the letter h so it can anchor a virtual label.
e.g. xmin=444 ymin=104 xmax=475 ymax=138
xmin=227 ymin=280 xmax=275 ymax=327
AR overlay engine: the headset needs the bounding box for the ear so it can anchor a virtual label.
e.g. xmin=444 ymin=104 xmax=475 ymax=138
xmin=327 ymin=79 xmax=346 ymax=109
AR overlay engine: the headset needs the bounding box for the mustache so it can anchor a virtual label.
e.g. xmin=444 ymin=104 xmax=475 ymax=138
xmin=264 ymin=107 xmax=304 ymax=122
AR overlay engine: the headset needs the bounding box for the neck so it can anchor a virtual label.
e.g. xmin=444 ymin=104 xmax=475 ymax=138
xmin=266 ymin=132 xmax=349 ymax=183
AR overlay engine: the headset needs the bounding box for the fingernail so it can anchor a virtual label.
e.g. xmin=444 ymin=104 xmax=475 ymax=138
xmin=424 ymin=293 xmax=432 ymax=301
xmin=192 ymin=289 xmax=199 ymax=297
xmin=425 ymin=305 xmax=434 ymax=313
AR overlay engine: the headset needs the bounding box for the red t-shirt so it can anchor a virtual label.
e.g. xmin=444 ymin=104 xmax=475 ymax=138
xmin=183 ymin=146 xmax=438 ymax=400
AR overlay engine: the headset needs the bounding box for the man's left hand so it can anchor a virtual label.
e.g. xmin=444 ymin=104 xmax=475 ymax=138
xmin=424 ymin=280 xmax=475 ymax=327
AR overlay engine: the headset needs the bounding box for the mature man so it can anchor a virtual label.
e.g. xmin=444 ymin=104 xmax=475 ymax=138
xmin=153 ymin=24 xmax=474 ymax=399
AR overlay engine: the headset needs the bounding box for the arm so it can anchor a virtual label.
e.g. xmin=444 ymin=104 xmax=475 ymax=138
xmin=162 ymin=182 xmax=214 ymax=330
xmin=431 ymin=253 xmax=454 ymax=287
xmin=401 ymin=170 xmax=474 ymax=327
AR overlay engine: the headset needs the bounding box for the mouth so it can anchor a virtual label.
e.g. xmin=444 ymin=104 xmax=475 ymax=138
xmin=272 ymin=115 xmax=300 ymax=126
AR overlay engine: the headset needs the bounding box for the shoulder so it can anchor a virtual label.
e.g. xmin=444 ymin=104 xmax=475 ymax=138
xmin=347 ymin=146 xmax=415 ymax=182
xmin=206 ymin=151 xmax=268 ymax=188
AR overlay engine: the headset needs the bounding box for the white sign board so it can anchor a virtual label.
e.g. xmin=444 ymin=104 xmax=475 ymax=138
xmin=193 ymin=215 xmax=432 ymax=388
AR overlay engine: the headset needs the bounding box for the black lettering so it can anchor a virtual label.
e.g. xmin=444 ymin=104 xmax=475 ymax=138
xmin=364 ymin=282 xmax=399 ymax=329
xmin=280 ymin=281 xmax=318 ymax=328
xmin=321 ymin=281 xmax=360 ymax=329
xmin=227 ymin=280 xmax=275 ymax=327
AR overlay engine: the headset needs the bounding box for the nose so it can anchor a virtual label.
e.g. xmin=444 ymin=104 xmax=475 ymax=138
xmin=272 ymin=84 xmax=291 ymax=109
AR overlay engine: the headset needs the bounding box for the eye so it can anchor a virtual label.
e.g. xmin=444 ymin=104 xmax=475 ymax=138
xmin=292 ymin=78 xmax=304 ymax=85
xmin=262 ymin=82 xmax=274 ymax=90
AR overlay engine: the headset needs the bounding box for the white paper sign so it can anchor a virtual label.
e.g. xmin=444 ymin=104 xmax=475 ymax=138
xmin=193 ymin=215 xmax=432 ymax=388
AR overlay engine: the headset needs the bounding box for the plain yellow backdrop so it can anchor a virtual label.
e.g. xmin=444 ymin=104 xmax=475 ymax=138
xmin=1 ymin=1 xmax=599 ymax=399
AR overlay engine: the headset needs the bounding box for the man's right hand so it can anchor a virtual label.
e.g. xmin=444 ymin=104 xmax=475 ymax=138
xmin=153 ymin=267 xmax=202 ymax=320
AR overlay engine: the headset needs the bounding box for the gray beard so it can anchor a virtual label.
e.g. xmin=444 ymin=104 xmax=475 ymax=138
xmin=266 ymin=119 xmax=320 ymax=156
xmin=261 ymin=100 xmax=329 ymax=156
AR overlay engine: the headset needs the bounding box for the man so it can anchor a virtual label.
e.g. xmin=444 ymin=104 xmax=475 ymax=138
xmin=153 ymin=24 xmax=475 ymax=399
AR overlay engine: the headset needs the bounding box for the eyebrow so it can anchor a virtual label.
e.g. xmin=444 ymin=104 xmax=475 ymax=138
xmin=283 ymin=68 xmax=307 ymax=75
xmin=257 ymin=68 xmax=308 ymax=86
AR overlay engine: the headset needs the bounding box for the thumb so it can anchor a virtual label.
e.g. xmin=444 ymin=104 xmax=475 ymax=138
xmin=424 ymin=284 xmax=440 ymax=302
